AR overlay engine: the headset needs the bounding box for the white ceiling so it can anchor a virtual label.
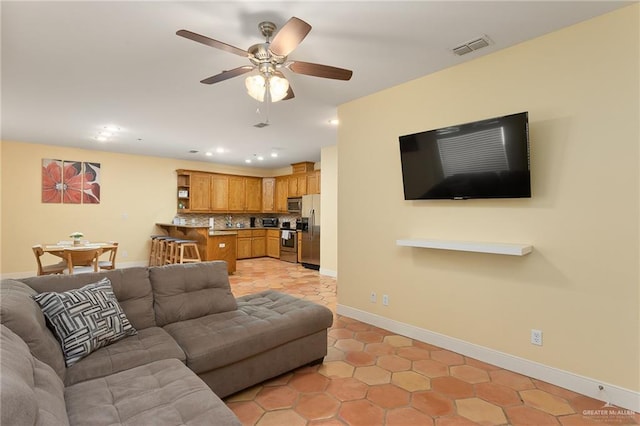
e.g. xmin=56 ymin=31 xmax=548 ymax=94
xmin=1 ymin=1 xmax=629 ymax=168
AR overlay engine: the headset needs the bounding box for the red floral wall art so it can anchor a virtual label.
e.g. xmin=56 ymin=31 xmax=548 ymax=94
xmin=41 ymin=159 xmax=101 ymax=204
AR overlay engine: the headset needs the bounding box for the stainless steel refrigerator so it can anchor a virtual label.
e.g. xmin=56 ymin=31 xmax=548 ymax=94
xmin=301 ymin=194 xmax=320 ymax=270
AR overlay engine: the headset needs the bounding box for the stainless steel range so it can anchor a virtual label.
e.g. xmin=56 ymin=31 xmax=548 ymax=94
xmin=279 ymin=229 xmax=297 ymax=263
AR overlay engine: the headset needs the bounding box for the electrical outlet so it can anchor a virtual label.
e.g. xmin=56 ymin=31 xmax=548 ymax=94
xmin=531 ymin=329 xmax=543 ymax=346
xmin=382 ymin=294 xmax=389 ymax=306
xmin=370 ymin=292 xmax=377 ymax=303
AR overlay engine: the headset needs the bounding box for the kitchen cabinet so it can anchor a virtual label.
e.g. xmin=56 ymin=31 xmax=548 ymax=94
xmin=267 ymin=229 xmax=280 ymax=258
xmin=262 ymin=177 xmax=275 ymax=213
xmin=210 ymin=174 xmax=229 ymax=212
xmin=288 ymin=174 xmax=307 ymax=197
xmin=307 ymin=170 xmax=321 ymax=194
xmin=251 ymin=230 xmax=266 ymax=257
xmin=236 ymin=229 xmax=266 ymax=259
xmin=190 ymin=172 xmax=213 ymax=211
xmin=208 ymin=234 xmax=237 ymax=274
xmin=275 ymin=176 xmax=289 ymax=212
xmin=229 ymin=176 xmax=262 ymax=212
xmin=177 ymin=172 xmax=190 ymax=211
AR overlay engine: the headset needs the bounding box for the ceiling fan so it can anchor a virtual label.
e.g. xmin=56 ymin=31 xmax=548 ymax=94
xmin=177 ymin=17 xmax=353 ymax=103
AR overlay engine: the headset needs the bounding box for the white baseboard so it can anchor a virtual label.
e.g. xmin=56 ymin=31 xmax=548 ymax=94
xmin=337 ymin=304 xmax=640 ymax=413
xmin=319 ymin=268 xmax=337 ymax=278
xmin=0 ymin=260 xmax=149 ymax=280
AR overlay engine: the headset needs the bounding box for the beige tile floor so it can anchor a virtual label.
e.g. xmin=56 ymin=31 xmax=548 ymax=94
xmin=226 ymin=258 xmax=639 ymax=426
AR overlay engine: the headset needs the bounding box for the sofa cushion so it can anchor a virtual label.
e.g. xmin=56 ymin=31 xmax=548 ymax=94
xmin=163 ymin=290 xmax=333 ymax=374
xmin=0 ymin=279 xmax=67 ymax=380
xmin=21 ymin=266 xmax=156 ymax=330
xmin=64 ymin=326 xmax=186 ymax=386
xmin=0 ymin=325 xmax=69 ymax=426
xmin=65 ymin=358 xmax=241 ymax=426
xmin=33 ymin=278 xmax=137 ymax=367
xmin=150 ymin=261 xmax=238 ymax=326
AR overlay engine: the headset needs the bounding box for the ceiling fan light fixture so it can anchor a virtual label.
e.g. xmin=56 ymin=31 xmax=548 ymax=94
xmin=245 ymin=73 xmax=289 ymax=102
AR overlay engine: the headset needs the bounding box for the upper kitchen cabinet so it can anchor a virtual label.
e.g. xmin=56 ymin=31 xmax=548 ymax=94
xmin=262 ymin=177 xmax=276 ymax=213
xmin=177 ymin=172 xmax=191 ymax=211
xmin=229 ymin=176 xmax=262 ymax=212
xmin=190 ymin=172 xmax=213 ymax=212
xmin=275 ymin=176 xmax=289 ymax=212
xmin=288 ymin=174 xmax=307 ymax=197
xmin=210 ymin=174 xmax=229 ymax=212
xmin=306 ymin=170 xmax=321 ymax=194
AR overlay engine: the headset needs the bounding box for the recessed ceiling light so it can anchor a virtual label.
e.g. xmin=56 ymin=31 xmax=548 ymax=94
xmin=216 ymin=147 xmax=225 ymax=154
xmin=104 ymin=125 xmax=120 ymax=132
xmin=245 ymin=159 xmax=252 ymax=163
xmin=257 ymin=156 xmax=264 ymax=161
xmin=205 ymin=152 xmax=213 ymax=157
xmin=270 ymin=152 xmax=278 ymax=158
xmin=96 ymin=136 xmax=107 ymax=142
xmin=329 ymin=119 xmax=339 ymax=125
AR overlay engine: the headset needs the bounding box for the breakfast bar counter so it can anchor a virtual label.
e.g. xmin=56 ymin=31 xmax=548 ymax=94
xmin=155 ymin=223 xmax=237 ymax=273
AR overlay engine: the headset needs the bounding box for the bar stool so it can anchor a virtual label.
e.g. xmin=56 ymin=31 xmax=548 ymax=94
xmin=174 ymin=240 xmax=201 ymax=264
xmin=151 ymin=236 xmax=176 ymax=266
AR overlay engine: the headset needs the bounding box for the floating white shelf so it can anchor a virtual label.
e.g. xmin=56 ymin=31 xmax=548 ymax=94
xmin=396 ymin=239 xmax=533 ymax=256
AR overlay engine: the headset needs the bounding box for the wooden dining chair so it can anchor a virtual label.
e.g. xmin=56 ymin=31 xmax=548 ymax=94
xmin=63 ymin=248 xmax=102 ymax=275
xmin=98 ymin=242 xmax=118 ymax=270
xmin=32 ymin=245 xmax=67 ymax=276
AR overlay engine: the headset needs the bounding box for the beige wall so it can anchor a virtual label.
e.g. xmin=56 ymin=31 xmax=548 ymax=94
xmin=337 ymin=5 xmax=639 ymax=392
xmin=0 ymin=141 xmax=317 ymax=275
xmin=320 ymin=145 xmax=338 ymax=276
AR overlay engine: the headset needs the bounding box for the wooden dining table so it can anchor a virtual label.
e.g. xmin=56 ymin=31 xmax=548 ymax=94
xmin=42 ymin=242 xmax=117 ymax=264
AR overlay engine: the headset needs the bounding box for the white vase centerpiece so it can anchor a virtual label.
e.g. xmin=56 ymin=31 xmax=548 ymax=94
xmin=69 ymin=232 xmax=84 ymax=246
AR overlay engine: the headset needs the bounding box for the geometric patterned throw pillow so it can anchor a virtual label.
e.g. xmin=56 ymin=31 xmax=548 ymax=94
xmin=32 ymin=278 xmax=137 ymax=367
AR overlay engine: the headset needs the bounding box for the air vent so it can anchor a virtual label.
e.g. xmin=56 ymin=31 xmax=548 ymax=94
xmin=253 ymin=122 xmax=269 ymax=128
xmin=452 ymin=35 xmax=492 ymax=56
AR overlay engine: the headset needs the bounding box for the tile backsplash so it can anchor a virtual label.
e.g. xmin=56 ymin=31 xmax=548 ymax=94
xmin=174 ymin=213 xmax=300 ymax=229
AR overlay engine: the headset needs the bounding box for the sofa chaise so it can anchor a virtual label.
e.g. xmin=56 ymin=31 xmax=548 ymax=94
xmin=0 ymin=261 xmax=334 ymax=425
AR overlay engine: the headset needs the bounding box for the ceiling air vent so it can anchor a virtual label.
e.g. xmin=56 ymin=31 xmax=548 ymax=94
xmin=452 ymin=35 xmax=491 ymax=56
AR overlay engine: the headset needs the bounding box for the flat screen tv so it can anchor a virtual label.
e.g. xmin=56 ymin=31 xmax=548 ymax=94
xmin=399 ymin=112 xmax=531 ymax=200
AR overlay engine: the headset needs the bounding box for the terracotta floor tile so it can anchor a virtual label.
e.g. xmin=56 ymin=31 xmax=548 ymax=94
xmin=383 ymin=335 xmax=414 ymax=348
xmin=256 ymin=409 xmax=306 ymax=426
xmin=376 ymin=354 xmax=412 ymax=372
xmin=450 ymin=364 xmax=490 ymax=384
xmin=364 ymin=342 xmax=396 ymax=356
xmin=339 ymin=399 xmax=385 ymax=426
xmin=489 ymin=369 xmax=536 ymax=391
xmin=412 ymin=359 xmax=449 ymax=378
xmin=455 ymin=397 xmax=507 ymax=426
xmin=431 ymin=376 xmax=474 ymax=399
xmin=474 ymin=382 xmax=523 ymax=407
xmin=430 ymin=349 xmax=465 ymax=366
xmin=255 ymin=385 xmax=299 ymax=410
xmin=392 ymin=371 xmax=431 ymax=392
xmin=318 ymin=361 xmax=355 ymax=379
xmin=505 ymin=405 xmax=561 ymax=425
xmin=366 ymin=384 xmax=410 ymax=409
xmin=334 ymin=338 xmax=365 ymax=353
xmin=223 ymin=259 xmax=639 ymax=426
xmin=520 ymin=389 xmax=575 ymax=416
xmin=412 ymin=391 xmax=456 ymax=417
xmin=396 ymin=346 xmax=431 ymax=361
xmin=226 ymin=401 xmax=264 ymax=426
xmin=353 ymin=365 xmax=392 ymax=386
xmin=354 ymin=330 xmax=384 ymax=344
xmin=289 ymin=372 xmax=330 ymax=393
xmin=344 ymin=351 xmax=376 ymax=367
xmin=385 ymin=407 xmax=435 ymax=426
xmin=326 ymin=377 xmax=369 ymax=401
xmin=295 ymin=393 xmax=341 ymax=420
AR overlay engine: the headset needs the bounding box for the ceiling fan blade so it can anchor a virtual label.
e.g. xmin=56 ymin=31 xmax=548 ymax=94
xmin=283 ymin=84 xmax=295 ymax=101
xmin=288 ymin=61 xmax=353 ymax=81
xmin=200 ymin=66 xmax=254 ymax=85
xmin=269 ymin=17 xmax=312 ymax=57
xmin=176 ymin=29 xmax=247 ymax=57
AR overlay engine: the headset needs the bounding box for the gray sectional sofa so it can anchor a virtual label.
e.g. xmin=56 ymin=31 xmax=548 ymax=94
xmin=0 ymin=261 xmax=334 ymax=425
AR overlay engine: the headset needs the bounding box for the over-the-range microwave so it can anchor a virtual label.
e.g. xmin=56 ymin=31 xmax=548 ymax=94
xmin=287 ymin=197 xmax=302 ymax=213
